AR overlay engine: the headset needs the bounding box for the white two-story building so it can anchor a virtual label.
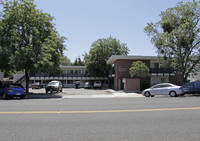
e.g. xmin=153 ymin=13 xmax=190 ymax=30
xmin=14 ymin=66 xmax=108 ymax=88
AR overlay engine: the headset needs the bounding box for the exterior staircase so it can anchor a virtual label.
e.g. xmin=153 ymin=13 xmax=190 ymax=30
xmin=14 ymin=75 xmax=26 ymax=84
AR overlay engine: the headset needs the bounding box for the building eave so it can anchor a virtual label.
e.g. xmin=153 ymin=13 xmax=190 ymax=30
xmin=107 ymin=55 xmax=160 ymax=64
xmin=60 ymin=66 xmax=86 ymax=69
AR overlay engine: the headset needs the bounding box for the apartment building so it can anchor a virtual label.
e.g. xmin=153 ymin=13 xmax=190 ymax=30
xmin=107 ymin=55 xmax=182 ymax=91
xmin=14 ymin=66 xmax=108 ymax=88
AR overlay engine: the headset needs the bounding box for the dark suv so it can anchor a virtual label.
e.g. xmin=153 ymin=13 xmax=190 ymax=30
xmin=182 ymin=80 xmax=200 ymax=94
xmin=45 ymin=81 xmax=62 ymax=93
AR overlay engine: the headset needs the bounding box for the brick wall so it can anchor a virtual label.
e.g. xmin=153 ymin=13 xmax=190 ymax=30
xmin=114 ymin=59 xmax=150 ymax=90
xmin=124 ymin=78 xmax=140 ymax=91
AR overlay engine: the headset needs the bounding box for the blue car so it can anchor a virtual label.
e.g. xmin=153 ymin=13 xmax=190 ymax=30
xmin=182 ymin=80 xmax=200 ymax=94
xmin=0 ymin=84 xmax=26 ymax=99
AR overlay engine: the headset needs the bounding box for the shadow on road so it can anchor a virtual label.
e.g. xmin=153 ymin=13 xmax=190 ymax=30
xmin=26 ymin=93 xmax=62 ymax=99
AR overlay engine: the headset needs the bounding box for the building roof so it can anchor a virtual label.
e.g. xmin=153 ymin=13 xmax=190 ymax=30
xmin=60 ymin=66 xmax=86 ymax=69
xmin=107 ymin=55 xmax=159 ymax=64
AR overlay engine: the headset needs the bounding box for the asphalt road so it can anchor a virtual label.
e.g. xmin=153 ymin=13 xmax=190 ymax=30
xmin=0 ymin=96 xmax=200 ymax=141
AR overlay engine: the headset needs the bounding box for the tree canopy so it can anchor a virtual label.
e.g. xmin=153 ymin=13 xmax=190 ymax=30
xmin=0 ymin=0 xmax=66 ymax=93
xmin=60 ymin=55 xmax=71 ymax=66
xmin=129 ymin=61 xmax=150 ymax=78
xmin=84 ymin=36 xmax=129 ymax=77
xmin=72 ymin=56 xmax=85 ymax=66
xmin=144 ymin=0 xmax=200 ymax=83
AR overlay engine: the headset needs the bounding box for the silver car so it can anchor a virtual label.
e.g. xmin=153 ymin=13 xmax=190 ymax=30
xmin=93 ymin=81 xmax=102 ymax=88
xmin=45 ymin=81 xmax=63 ymax=93
xmin=142 ymin=83 xmax=184 ymax=97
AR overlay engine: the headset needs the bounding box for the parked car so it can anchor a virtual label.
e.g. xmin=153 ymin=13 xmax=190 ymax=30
xmin=182 ymin=80 xmax=200 ymax=94
xmin=31 ymin=82 xmax=42 ymax=89
xmin=142 ymin=83 xmax=184 ymax=97
xmin=84 ymin=82 xmax=91 ymax=89
xmin=93 ymin=81 xmax=102 ymax=88
xmin=0 ymin=84 xmax=26 ymax=99
xmin=45 ymin=81 xmax=62 ymax=93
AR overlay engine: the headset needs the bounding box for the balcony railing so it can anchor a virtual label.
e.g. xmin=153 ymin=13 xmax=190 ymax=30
xmin=108 ymin=68 xmax=174 ymax=77
xmin=30 ymin=73 xmax=88 ymax=78
xmin=150 ymin=68 xmax=174 ymax=74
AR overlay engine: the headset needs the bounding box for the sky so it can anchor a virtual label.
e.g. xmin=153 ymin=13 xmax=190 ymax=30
xmin=34 ymin=0 xmax=193 ymax=62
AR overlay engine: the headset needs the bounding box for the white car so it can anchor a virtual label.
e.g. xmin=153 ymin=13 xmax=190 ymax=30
xmin=142 ymin=83 xmax=184 ymax=97
xmin=93 ymin=81 xmax=102 ymax=88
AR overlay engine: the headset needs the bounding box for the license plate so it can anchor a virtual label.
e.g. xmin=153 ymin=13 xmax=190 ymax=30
xmin=16 ymin=93 xmax=20 ymax=95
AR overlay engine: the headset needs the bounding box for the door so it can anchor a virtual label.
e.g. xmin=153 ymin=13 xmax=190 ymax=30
xmin=151 ymin=84 xmax=164 ymax=95
xmin=194 ymin=81 xmax=200 ymax=94
xmin=161 ymin=84 xmax=172 ymax=95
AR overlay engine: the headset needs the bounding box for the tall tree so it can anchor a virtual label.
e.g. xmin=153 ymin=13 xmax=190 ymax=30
xmin=144 ymin=1 xmax=200 ymax=83
xmin=84 ymin=36 xmax=129 ymax=77
xmin=0 ymin=0 xmax=66 ymax=93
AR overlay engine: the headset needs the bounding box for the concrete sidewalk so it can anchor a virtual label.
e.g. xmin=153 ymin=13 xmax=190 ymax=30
xmin=60 ymin=89 xmax=143 ymax=98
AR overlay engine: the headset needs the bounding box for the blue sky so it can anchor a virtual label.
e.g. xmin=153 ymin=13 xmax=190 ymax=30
xmin=35 ymin=0 xmax=192 ymax=62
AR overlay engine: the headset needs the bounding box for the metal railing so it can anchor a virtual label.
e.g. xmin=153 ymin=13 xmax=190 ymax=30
xmin=30 ymin=73 xmax=87 ymax=78
xmin=108 ymin=68 xmax=174 ymax=76
xmin=150 ymin=68 xmax=174 ymax=74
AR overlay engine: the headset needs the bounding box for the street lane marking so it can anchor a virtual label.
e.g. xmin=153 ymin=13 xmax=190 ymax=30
xmin=0 ymin=107 xmax=200 ymax=114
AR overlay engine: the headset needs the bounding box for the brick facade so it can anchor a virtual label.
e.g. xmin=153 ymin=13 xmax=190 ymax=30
xmin=107 ymin=55 xmax=183 ymax=91
xmin=124 ymin=78 xmax=140 ymax=91
xmin=114 ymin=59 xmax=150 ymax=90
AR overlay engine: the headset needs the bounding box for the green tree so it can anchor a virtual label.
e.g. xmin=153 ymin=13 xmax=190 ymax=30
xmin=129 ymin=61 xmax=150 ymax=78
xmin=60 ymin=55 xmax=71 ymax=66
xmin=73 ymin=56 xmax=85 ymax=66
xmin=0 ymin=0 xmax=66 ymax=93
xmin=144 ymin=1 xmax=200 ymax=83
xmin=84 ymin=36 xmax=129 ymax=77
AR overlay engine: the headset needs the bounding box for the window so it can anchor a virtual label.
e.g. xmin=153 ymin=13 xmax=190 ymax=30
xmin=151 ymin=63 xmax=159 ymax=68
xmin=194 ymin=81 xmax=200 ymax=87
xmin=162 ymin=84 xmax=171 ymax=88
xmin=161 ymin=78 xmax=167 ymax=83
xmin=9 ymin=84 xmax=23 ymax=88
xmin=153 ymin=85 xmax=163 ymax=89
xmin=67 ymin=80 xmax=73 ymax=84
xmin=184 ymin=82 xmax=194 ymax=88
xmin=75 ymin=70 xmax=81 ymax=74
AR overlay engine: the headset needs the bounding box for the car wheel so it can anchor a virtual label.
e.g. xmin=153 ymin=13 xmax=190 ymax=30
xmin=144 ymin=92 xmax=151 ymax=97
xmin=169 ymin=91 xmax=177 ymax=97
xmin=60 ymin=89 xmax=62 ymax=92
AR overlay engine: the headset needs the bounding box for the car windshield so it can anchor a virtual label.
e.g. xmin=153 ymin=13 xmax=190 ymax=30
xmin=33 ymin=83 xmax=39 ymax=85
xmin=48 ymin=82 xmax=57 ymax=85
xmin=8 ymin=84 xmax=23 ymax=88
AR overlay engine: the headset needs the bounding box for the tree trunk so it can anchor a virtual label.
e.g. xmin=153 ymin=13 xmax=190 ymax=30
xmin=25 ymin=69 xmax=29 ymax=94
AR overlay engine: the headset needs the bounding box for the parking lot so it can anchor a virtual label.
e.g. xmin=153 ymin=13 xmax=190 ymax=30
xmin=29 ymin=88 xmax=114 ymax=95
